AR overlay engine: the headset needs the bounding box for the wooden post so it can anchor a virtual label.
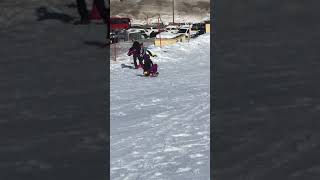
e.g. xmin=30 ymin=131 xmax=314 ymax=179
xmin=188 ymin=24 xmax=191 ymax=42
xmin=158 ymin=15 xmax=162 ymax=48
xmin=114 ymin=43 xmax=117 ymax=61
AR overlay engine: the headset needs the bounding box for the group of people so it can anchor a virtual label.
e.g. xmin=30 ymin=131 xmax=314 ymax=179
xmin=127 ymin=41 xmax=158 ymax=76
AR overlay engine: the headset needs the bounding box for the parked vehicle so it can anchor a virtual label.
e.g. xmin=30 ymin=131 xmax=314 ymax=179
xmin=177 ymin=22 xmax=192 ymax=27
xmin=145 ymin=26 xmax=158 ymax=37
xmin=149 ymin=31 xmax=160 ymax=38
xmin=127 ymin=28 xmax=149 ymax=38
xmin=140 ymin=31 xmax=149 ymax=39
xmin=165 ymin=25 xmax=179 ymax=34
xmin=177 ymin=25 xmax=191 ymax=38
xmin=145 ymin=25 xmax=166 ymax=37
xmin=196 ymin=23 xmax=206 ymax=35
xmin=178 ymin=24 xmax=199 ymax=38
xmin=191 ymin=24 xmax=202 ymax=37
xmin=130 ymin=24 xmax=144 ymax=29
xmin=116 ymin=30 xmax=127 ymax=42
xmin=110 ymin=17 xmax=131 ymax=31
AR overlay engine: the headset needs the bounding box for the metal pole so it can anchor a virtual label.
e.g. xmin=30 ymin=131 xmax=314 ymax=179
xmin=172 ymin=0 xmax=174 ymax=24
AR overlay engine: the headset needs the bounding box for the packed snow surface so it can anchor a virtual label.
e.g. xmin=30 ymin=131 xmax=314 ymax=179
xmin=111 ymin=34 xmax=210 ymax=179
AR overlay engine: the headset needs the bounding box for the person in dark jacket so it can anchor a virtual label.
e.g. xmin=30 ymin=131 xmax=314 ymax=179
xmin=142 ymin=54 xmax=158 ymax=76
xmin=75 ymin=0 xmax=108 ymax=24
xmin=127 ymin=41 xmax=143 ymax=69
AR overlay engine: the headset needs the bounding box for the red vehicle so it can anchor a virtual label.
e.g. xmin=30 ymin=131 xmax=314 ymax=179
xmin=110 ymin=17 xmax=131 ymax=31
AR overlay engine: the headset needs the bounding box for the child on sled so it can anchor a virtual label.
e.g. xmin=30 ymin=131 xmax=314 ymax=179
xmin=142 ymin=54 xmax=158 ymax=77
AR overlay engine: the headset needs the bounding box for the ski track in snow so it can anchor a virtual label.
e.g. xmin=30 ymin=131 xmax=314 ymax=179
xmin=111 ymin=34 xmax=210 ymax=180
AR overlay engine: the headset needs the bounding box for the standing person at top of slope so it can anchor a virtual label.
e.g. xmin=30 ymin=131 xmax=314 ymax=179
xmin=127 ymin=41 xmax=144 ymax=69
xmin=75 ymin=0 xmax=108 ymax=24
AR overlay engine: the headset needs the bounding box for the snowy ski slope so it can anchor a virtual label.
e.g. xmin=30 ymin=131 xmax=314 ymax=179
xmin=110 ymin=34 xmax=210 ymax=179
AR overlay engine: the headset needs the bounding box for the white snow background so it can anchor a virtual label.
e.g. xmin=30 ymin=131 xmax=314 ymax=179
xmin=110 ymin=34 xmax=210 ymax=179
